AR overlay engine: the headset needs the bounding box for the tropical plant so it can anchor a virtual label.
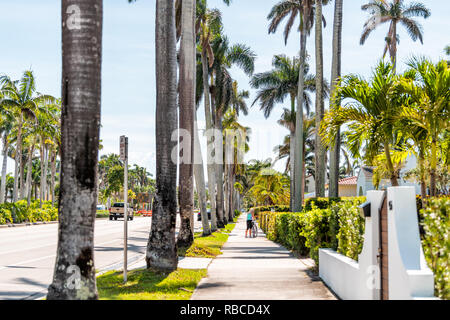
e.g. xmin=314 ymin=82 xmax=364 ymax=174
xmin=267 ymin=0 xmax=329 ymax=211
xmin=396 ymin=57 xmax=450 ymax=196
xmin=250 ymin=54 xmax=317 ymax=209
xmin=249 ymin=168 xmax=290 ymax=206
xmin=0 ymin=71 xmax=55 ymax=205
xmin=360 ymin=0 xmax=431 ymax=71
xmin=321 ymin=61 xmax=403 ymax=187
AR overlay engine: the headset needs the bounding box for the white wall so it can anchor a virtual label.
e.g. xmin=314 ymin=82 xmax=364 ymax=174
xmin=319 ymin=191 xmax=384 ymax=300
xmin=319 ymin=187 xmax=437 ymax=300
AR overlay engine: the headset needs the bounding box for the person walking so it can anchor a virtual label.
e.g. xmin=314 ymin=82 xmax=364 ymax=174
xmin=245 ymin=208 xmax=255 ymax=238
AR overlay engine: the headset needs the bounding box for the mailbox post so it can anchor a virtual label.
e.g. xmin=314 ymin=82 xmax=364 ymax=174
xmin=120 ymin=135 xmax=128 ymax=283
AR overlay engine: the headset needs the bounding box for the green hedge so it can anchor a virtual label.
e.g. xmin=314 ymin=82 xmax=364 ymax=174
xmin=420 ymin=197 xmax=449 ymax=300
xmin=260 ymin=196 xmax=449 ymax=300
xmin=0 ymin=200 xmax=58 ymax=224
xmin=259 ymin=197 xmax=366 ymax=264
xmin=254 ymin=205 xmax=290 ymax=216
xmin=303 ymin=196 xmax=366 ymax=211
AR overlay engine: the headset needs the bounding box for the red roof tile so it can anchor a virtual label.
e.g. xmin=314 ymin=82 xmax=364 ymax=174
xmin=339 ymin=176 xmax=357 ymax=185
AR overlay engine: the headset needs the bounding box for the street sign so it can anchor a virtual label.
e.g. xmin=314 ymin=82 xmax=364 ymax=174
xmin=120 ymin=135 xmax=128 ymax=161
xmin=120 ymin=136 xmax=129 ymax=283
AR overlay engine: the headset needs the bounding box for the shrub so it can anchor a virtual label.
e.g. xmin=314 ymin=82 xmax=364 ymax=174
xmin=420 ymin=197 xmax=449 ymax=300
xmin=303 ymin=196 xmax=366 ymax=211
xmin=259 ymin=197 xmax=367 ymax=265
xmin=0 ymin=201 xmax=59 ymax=224
xmin=334 ymin=199 xmax=366 ymax=260
xmin=254 ymin=205 xmax=290 ymax=216
xmin=0 ymin=207 xmax=13 ymax=224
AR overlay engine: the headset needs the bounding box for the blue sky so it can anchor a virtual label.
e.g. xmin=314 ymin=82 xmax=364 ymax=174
xmin=0 ymin=0 xmax=449 ymax=175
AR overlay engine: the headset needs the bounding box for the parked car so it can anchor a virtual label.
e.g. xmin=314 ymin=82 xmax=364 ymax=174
xmin=97 ymin=205 xmax=106 ymax=211
xmin=109 ymin=202 xmax=134 ymax=221
xmin=197 ymin=209 xmax=211 ymax=221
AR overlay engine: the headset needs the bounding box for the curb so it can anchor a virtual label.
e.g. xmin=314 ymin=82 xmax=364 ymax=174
xmin=0 ymin=221 xmax=59 ymax=229
xmin=0 ymin=217 xmax=120 ymax=229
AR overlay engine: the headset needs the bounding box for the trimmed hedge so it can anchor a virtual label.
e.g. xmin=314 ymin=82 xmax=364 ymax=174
xmin=259 ymin=197 xmax=366 ymax=264
xmin=254 ymin=205 xmax=290 ymax=216
xmin=303 ymin=196 xmax=366 ymax=211
xmin=0 ymin=200 xmax=58 ymax=224
xmin=260 ymin=196 xmax=449 ymax=300
xmin=420 ymin=197 xmax=449 ymax=300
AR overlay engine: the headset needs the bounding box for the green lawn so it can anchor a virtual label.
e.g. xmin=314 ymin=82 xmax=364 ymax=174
xmin=97 ymin=218 xmax=238 ymax=300
xmin=96 ymin=210 xmax=109 ymax=218
xmin=178 ymin=220 xmax=237 ymax=258
xmin=97 ymin=268 xmax=207 ymax=300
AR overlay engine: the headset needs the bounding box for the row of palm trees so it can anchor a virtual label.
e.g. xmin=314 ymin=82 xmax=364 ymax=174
xmin=45 ymin=0 xmax=254 ymax=299
xmin=0 ymin=71 xmax=61 ymax=215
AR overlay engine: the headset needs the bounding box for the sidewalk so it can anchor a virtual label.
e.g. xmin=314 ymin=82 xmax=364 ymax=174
xmin=191 ymin=215 xmax=337 ymax=300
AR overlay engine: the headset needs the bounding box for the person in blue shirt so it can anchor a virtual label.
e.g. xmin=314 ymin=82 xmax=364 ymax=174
xmin=245 ymin=208 xmax=255 ymax=238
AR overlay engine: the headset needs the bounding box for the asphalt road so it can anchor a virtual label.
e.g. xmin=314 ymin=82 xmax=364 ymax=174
xmin=0 ymin=215 xmax=202 ymax=300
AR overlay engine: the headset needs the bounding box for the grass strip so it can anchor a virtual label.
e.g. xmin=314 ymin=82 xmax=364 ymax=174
xmin=97 ymin=268 xmax=207 ymax=300
xmin=178 ymin=220 xmax=237 ymax=258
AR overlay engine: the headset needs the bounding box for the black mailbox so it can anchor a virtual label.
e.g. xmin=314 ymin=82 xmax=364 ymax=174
xmin=359 ymin=201 xmax=371 ymax=218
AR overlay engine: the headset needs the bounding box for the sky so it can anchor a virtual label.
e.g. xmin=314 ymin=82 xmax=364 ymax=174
xmin=0 ymin=0 xmax=449 ymax=176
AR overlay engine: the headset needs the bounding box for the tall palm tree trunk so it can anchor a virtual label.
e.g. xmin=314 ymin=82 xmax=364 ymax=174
xmin=177 ymin=0 xmax=195 ymax=249
xmin=0 ymin=133 xmax=9 ymax=204
xmin=384 ymin=143 xmax=399 ymax=187
xmin=201 ymin=47 xmax=218 ymax=232
xmin=289 ymin=95 xmax=295 ymax=211
xmin=146 ymin=0 xmax=178 ymax=272
xmin=13 ymin=113 xmax=23 ymax=204
xmin=314 ymin=0 xmax=326 ymax=198
xmin=40 ymin=140 xmax=45 ymax=206
xmin=214 ymin=108 xmax=226 ymax=226
xmin=19 ymin=149 xmax=26 ymax=200
xmin=430 ymin=134 xmax=437 ymax=196
xmin=26 ymin=144 xmax=35 ymax=206
xmin=293 ymin=26 xmax=307 ymax=212
xmin=50 ymin=149 xmax=57 ymax=206
xmin=193 ymin=114 xmax=211 ymax=236
xmin=47 ymin=0 xmax=103 ymax=300
xmin=43 ymin=145 xmax=49 ymax=201
xmin=418 ymin=147 xmax=427 ymax=206
xmin=329 ymin=0 xmax=343 ymax=198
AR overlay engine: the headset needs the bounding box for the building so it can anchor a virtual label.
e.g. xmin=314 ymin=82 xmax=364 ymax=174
xmin=356 ymin=155 xmax=421 ymax=196
xmin=338 ymin=176 xmax=358 ymax=197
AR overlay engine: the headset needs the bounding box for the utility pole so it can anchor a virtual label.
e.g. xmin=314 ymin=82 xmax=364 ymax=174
xmin=120 ymin=135 xmax=128 ymax=283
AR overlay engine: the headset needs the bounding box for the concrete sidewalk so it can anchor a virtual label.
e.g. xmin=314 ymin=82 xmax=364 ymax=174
xmin=191 ymin=215 xmax=337 ymax=300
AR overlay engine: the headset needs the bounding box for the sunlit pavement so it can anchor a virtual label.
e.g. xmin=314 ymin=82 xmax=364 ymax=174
xmin=191 ymin=215 xmax=337 ymax=300
xmin=0 ymin=215 xmax=203 ymax=300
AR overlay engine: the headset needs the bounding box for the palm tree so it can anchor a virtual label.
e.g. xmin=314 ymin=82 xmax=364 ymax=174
xmin=249 ymin=168 xmax=290 ymax=206
xmin=193 ymin=111 xmax=211 ymax=236
xmin=0 ymin=98 xmax=15 ymax=204
xmin=396 ymin=57 xmax=450 ymax=196
xmin=321 ymin=61 xmax=402 ymax=187
xmin=314 ymin=0 xmax=328 ymax=198
xmin=47 ymin=0 xmax=103 ymax=300
xmin=250 ymin=54 xmax=318 ymax=209
xmin=0 ymin=71 xmax=55 ymax=204
xmin=360 ymin=0 xmax=430 ymax=71
xmin=209 ymin=35 xmax=255 ymax=225
xmin=275 ymin=110 xmax=315 ymax=200
xmin=329 ymin=0 xmax=344 ymax=198
xmin=198 ymin=6 xmax=222 ymax=230
xmin=267 ymin=0 xmax=328 ymax=211
xmin=145 ymin=0 xmax=179 ymax=272
xmin=177 ymin=0 xmax=196 ymax=249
